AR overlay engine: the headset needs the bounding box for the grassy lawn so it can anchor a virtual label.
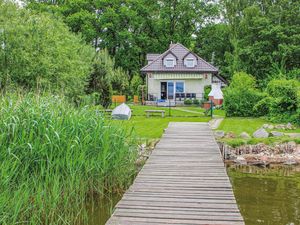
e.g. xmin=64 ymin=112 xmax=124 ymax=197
xmin=217 ymin=117 xmax=300 ymax=147
xmin=113 ymin=116 xmax=211 ymax=139
xmin=217 ymin=117 xmax=268 ymax=135
xmin=107 ymin=104 xmax=300 ymax=144
xmin=110 ymin=105 xmax=211 ymax=139
xmin=218 ymin=117 xmax=300 ymax=135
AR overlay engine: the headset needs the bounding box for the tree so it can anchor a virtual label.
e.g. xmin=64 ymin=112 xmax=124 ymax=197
xmin=87 ymin=49 xmax=113 ymax=108
xmin=195 ymin=24 xmax=232 ymax=80
xmin=130 ymin=74 xmax=143 ymax=96
xmin=221 ymin=0 xmax=300 ymax=85
xmin=0 ymin=1 xmax=93 ymax=98
xmin=27 ymin=0 xmax=219 ymax=76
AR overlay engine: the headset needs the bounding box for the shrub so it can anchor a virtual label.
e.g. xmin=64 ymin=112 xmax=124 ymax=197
xmin=204 ymin=85 xmax=211 ymax=100
xmin=193 ymin=99 xmax=200 ymax=105
xmin=184 ymin=99 xmax=192 ymax=105
xmin=253 ymin=97 xmax=274 ymax=116
xmin=266 ymin=79 xmax=299 ymax=113
xmin=223 ymin=72 xmax=264 ymax=117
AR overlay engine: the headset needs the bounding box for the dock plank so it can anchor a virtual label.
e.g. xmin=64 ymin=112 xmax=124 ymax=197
xmin=106 ymin=122 xmax=244 ymax=225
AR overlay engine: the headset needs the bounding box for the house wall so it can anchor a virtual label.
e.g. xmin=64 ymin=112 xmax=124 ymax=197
xmin=147 ymin=73 xmax=212 ymax=100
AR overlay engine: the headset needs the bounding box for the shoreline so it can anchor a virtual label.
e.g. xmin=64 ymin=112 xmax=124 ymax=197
xmin=219 ymin=141 xmax=300 ymax=166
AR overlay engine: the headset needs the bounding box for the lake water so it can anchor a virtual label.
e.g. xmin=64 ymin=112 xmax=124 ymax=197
xmin=84 ymin=194 xmax=122 ymax=225
xmin=86 ymin=165 xmax=300 ymax=225
xmin=228 ymin=165 xmax=300 ymax=225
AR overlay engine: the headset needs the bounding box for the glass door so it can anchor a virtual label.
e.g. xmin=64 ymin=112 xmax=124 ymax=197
xmin=167 ymin=81 xmax=174 ymax=100
xmin=160 ymin=82 xmax=167 ymax=100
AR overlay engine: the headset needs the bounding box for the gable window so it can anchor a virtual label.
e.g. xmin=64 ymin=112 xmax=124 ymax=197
xmin=165 ymin=58 xmax=175 ymax=68
xmin=185 ymin=58 xmax=195 ymax=68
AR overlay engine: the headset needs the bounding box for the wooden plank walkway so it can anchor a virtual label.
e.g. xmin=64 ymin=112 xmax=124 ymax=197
xmin=106 ymin=122 xmax=244 ymax=225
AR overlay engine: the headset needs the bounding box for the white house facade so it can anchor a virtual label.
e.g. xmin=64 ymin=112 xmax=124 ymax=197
xmin=141 ymin=43 xmax=226 ymax=105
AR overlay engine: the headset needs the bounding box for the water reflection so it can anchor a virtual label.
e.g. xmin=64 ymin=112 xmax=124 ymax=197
xmin=227 ymin=165 xmax=300 ymax=225
xmin=85 ymin=194 xmax=122 ymax=225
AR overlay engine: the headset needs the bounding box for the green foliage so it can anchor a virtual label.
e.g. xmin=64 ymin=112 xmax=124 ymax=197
xmin=204 ymin=85 xmax=211 ymax=101
xmin=110 ymin=67 xmax=129 ymax=95
xmin=253 ymin=97 xmax=273 ymax=116
xmin=184 ymin=99 xmax=192 ymax=105
xmin=224 ymin=72 xmax=264 ymax=117
xmin=0 ymin=92 xmax=137 ymax=225
xmin=0 ymin=2 xmax=93 ymax=98
xmin=86 ymin=49 xmax=129 ymax=108
xmin=261 ymin=79 xmax=300 ymax=124
xmin=87 ymin=50 xmax=113 ymax=108
xmin=28 ymin=0 xmax=219 ymax=76
xmin=221 ymin=1 xmax=300 ymax=84
xmin=195 ymin=24 xmax=232 ymax=80
xmin=267 ymin=79 xmax=299 ymax=112
xmin=130 ymin=74 xmax=143 ymax=95
xmin=26 ymin=0 xmax=300 ymax=85
xmin=193 ymin=99 xmax=200 ymax=105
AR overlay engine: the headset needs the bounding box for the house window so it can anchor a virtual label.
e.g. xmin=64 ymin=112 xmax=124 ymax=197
xmin=175 ymin=81 xmax=184 ymax=93
xmin=185 ymin=58 xmax=195 ymax=68
xmin=165 ymin=58 xmax=175 ymax=68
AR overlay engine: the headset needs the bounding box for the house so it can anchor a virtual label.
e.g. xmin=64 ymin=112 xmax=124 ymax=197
xmin=141 ymin=43 xmax=226 ymax=105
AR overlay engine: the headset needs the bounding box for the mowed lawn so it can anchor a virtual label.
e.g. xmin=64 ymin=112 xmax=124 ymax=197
xmin=218 ymin=118 xmax=268 ymax=135
xmin=110 ymin=105 xmax=211 ymax=139
xmin=218 ymin=117 xmax=300 ymax=135
xmin=107 ymin=105 xmax=300 ymax=140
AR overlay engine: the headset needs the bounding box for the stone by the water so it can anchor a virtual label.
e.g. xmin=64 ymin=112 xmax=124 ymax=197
xmin=270 ymin=131 xmax=284 ymax=137
xmin=235 ymin=156 xmax=247 ymax=165
xmin=275 ymin=124 xmax=286 ymax=129
xmin=253 ymin=128 xmax=269 ymax=138
xmin=240 ymin=132 xmax=251 ymax=139
xmin=286 ymin=123 xmax=294 ymax=130
xmin=214 ymin=130 xmax=225 ymax=138
xmin=262 ymin=124 xmax=269 ymax=129
xmin=225 ymin=132 xmax=236 ymax=138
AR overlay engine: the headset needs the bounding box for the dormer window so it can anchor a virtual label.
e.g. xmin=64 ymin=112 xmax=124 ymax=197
xmin=165 ymin=58 xmax=175 ymax=68
xmin=185 ymin=58 xmax=195 ymax=68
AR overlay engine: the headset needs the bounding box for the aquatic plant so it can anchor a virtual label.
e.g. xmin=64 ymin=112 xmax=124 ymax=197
xmin=0 ymin=92 xmax=138 ymax=225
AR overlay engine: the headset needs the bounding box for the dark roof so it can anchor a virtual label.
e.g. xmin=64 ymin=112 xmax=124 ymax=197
xmin=146 ymin=54 xmax=160 ymax=61
xmin=141 ymin=43 xmax=218 ymax=73
xmin=215 ymin=73 xmax=228 ymax=84
xmin=161 ymin=50 xmax=178 ymax=60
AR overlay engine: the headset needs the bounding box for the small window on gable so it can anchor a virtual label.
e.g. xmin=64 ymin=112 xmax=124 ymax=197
xmin=165 ymin=58 xmax=175 ymax=68
xmin=185 ymin=58 xmax=195 ymax=68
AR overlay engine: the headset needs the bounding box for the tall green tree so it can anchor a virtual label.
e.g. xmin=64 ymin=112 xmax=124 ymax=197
xmin=195 ymin=24 xmax=232 ymax=80
xmin=27 ymin=0 xmax=219 ymax=76
xmin=221 ymin=0 xmax=300 ymax=84
xmin=0 ymin=1 xmax=93 ymax=98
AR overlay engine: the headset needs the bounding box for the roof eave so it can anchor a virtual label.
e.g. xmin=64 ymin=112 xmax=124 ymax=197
xmin=141 ymin=69 xmax=218 ymax=73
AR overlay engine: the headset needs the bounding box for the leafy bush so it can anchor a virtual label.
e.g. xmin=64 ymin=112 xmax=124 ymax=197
xmin=223 ymin=72 xmax=264 ymax=117
xmin=204 ymin=85 xmax=211 ymax=100
xmin=0 ymin=3 xmax=93 ymax=98
xmin=184 ymin=99 xmax=192 ymax=105
xmin=266 ymin=79 xmax=299 ymax=114
xmin=193 ymin=99 xmax=200 ymax=105
xmin=253 ymin=97 xmax=274 ymax=116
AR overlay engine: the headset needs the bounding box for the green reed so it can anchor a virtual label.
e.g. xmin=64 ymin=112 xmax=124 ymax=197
xmin=0 ymin=92 xmax=138 ymax=225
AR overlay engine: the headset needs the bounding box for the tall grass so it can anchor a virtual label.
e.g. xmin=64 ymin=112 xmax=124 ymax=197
xmin=0 ymin=93 xmax=138 ymax=225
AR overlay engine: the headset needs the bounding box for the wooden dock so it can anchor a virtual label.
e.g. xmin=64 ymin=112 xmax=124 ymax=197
xmin=106 ymin=122 xmax=244 ymax=225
